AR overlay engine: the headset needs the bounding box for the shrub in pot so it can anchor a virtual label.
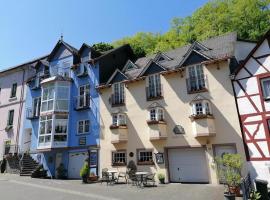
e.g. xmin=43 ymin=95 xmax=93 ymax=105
xmin=80 ymin=161 xmax=89 ymax=183
xmin=158 ymin=173 xmax=165 ymax=184
xmin=215 ymin=153 xmax=243 ymax=200
xmin=31 ymin=164 xmax=47 ymax=178
xmin=56 ymin=163 xmax=67 ymax=179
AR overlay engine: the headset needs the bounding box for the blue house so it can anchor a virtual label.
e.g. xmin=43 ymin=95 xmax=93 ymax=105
xmin=20 ymin=39 xmax=134 ymax=178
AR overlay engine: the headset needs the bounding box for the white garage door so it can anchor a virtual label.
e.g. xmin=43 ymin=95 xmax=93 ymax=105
xmin=168 ymin=148 xmax=209 ymax=183
xmin=68 ymin=152 xmax=88 ymax=179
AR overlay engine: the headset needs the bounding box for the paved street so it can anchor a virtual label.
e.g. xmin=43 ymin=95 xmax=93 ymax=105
xmin=0 ymin=174 xmax=228 ymax=200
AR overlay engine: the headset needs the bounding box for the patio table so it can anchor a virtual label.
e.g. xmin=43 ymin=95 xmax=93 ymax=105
xmin=107 ymin=170 xmax=118 ymax=183
xmin=135 ymin=172 xmax=149 ymax=187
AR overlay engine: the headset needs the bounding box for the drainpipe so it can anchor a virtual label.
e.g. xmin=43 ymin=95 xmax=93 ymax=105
xmin=15 ymin=67 xmax=26 ymax=154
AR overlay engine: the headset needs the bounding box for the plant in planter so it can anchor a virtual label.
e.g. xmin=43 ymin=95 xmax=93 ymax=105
xmin=80 ymin=161 xmax=89 ymax=183
xmin=157 ymin=173 xmax=165 ymax=184
xmin=215 ymin=153 xmax=243 ymax=200
xmin=31 ymin=164 xmax=47 ymax=178
xmin=89 ymin=172 xmax=98 ymax=181
xmin=56 ymin=163 xmax=67 ymax=179
xmin=249 ymin=190 xmax=261 ymax=200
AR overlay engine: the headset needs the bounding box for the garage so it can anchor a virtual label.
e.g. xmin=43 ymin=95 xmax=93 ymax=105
xmin=168 ymin=148 xmax=209 ymax=183
xmin=68 ymin=151 xmax=88 ymax=179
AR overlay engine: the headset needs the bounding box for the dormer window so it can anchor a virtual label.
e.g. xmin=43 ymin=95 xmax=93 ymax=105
xmin=146 ymin=74 xmax=162 ymax=100
xmin=186 ymin=64 xmax=206 ymax=93
xmin=111 ymin=82 xmax=125 ymax=106
xmin=110 ymin=113 xmax=127 ymax=128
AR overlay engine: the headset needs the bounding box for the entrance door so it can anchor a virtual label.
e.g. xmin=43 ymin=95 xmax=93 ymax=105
xmin=168 ymin=148 xmax=209 ymax=183
xmin=22 ymin=128 xmax=32 ymax=153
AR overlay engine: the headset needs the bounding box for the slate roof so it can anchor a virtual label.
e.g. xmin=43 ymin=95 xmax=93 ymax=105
xmin=119 ymin=32 xmax=240 ymax=80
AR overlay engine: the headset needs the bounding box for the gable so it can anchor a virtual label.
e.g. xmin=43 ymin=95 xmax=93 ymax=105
xmin=109 ymin=71 xmax=128 ymax=84
xmin=50 ymin=44 xmax=73 ymax=61
xmin=142 ymin=62 xmax=166 ymax=76
xmin=182 ymin=51 xmax=208 ymax=66
xmin=81 ymin=48 xmax=91 ymax=60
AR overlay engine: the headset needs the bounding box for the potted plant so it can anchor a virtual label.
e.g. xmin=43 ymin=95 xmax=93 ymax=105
xmin=249 ymin=190 xmax=261 ymax=200
xmin=215 ymin=153 xmax=243 ymax=200
xmin=89 ymin=172 xmax=98 ymax=181
xmin=157 ymin=173 xmax=165 ymax=184
xmin=56 ymin=163 xmax=67 ymax=179
xmin=79 ymin=161 xmax=89 ymax=183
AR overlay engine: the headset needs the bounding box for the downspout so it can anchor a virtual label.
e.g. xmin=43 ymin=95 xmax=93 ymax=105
xmin=15 ymin=67 xmax=26 ymax=154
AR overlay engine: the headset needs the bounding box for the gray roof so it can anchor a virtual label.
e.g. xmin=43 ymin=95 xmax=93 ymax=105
xmin=121 ymin=32 xmax=238 ymax=80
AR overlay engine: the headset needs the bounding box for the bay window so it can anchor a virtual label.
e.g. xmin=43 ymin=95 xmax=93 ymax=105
xmin=191 ymin=100 xmax=211 ymax=116
xmin=41 ymin=84 xmax=54 ymax=112
xmin=39 ymin=115 xmax=52 ymax=146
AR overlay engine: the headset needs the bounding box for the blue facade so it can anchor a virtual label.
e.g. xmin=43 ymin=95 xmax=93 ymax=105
xmin=20 ymin=41 xmax=100 ymax=178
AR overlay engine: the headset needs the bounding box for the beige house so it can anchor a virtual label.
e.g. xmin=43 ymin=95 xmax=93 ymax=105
xmin=98 ymin=33 xmax=255 ymax=184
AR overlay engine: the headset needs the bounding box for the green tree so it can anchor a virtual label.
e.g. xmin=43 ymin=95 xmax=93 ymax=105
xmin=92 ymin=42 xmax=114 ymax=52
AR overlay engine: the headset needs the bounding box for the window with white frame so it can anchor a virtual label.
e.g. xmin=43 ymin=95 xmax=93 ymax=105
xmin=77 ymin=84 xmax=90 ymax=108
xmin=55 ymin=82 xmax=69 ymax=111
xmin=112 ymin=151 xmax=126 ymax=165
xmin=39 ymin=115 xmax=52 ymax=145
xmin=112 ymin=113 xmax=126 ymax=126
xmin=191 ymin=100 xmax=211 ymax=116
xmin=137 ymin=150 xmax=153 ymax=164
xmin=149 ymin=107 xmax=164 ymax=121
xmin=41 ymin=84 xmax=54 ymax=112
xmin=54 ymin=115 xmax=68 ymax=142
xmin=78 ymin=120 xmax=90 ymax=134
xmin=32 ymin=97 xmax=41 ymax=117
xmin=261 ymin=78 xmax=270 ymax=99
xmin=147 ymin=74 xmax=162 ymax=99
xmin=112 ymin=82 xmax=125 ymax=105
xmin=187 ymin=64 xmax=206 ymax=92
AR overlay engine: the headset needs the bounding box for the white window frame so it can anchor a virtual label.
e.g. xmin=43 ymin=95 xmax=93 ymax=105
xmin=149 ymin=107 xmax=164 ymax=121
xmin=41 ymin=85 xmax=55 ymax=112
xmin=191 ymin=100 xmax=212 ymax=116
xmin=187 ymin=64 xmax=206 ymax=91
xmin=147 ymin=73 xmax=161 ymax=98
xmin=54 ymin=115 xmax=68 ymax=143
xmin=38 ymin=115 xmax=53 ymax=146
xmin=32 ymin=97 xmax=41 ymax=117
xmin=77 ymin=84 xmax=90 ymax=108
xmin=77 ymin=119 xmax=90 ymax=135
xmin=112 ymin=82 xmax=125 ymax=105
xmin=261 ymin=78 xmax=270 ymax=99
xmin=112 ymin=151 xmax=127 ymax=165
xmin=112 ymin=113 xmax=126 ymax=126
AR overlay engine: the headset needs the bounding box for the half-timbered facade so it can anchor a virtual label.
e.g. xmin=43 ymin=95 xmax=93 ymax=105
xmin=232 ymin=30 xmax=270 ymax=183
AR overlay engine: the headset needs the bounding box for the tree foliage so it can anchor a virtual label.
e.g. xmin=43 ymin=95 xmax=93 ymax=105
xmin=113 ymin=0 xmax=270 ymax=58
xmin=92 ymin=42 xmax=114 ymax=52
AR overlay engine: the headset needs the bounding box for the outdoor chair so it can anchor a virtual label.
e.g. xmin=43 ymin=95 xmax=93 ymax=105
xmin=143 ymin=173 xmax=156 ymax=187
xmin=127 ymin=169 xmax=138 ymax=186
xmin=116 ymin=172 xmax=127 ymax=184
xmin=100 ymin=168 xmax=110 ymax=185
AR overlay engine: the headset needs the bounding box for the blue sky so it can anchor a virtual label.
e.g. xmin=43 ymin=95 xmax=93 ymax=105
xmin=0 ymin=0 xmax=209 ymax=69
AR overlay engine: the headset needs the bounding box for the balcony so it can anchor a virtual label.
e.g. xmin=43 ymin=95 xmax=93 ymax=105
xmin=74 ymin=94 xmax=91 ymax=111
xmin=186 ymin=75 xmax=207 ymax=94
xmin=110 ymin=94 xmax=125 ymax=107
xmin=190 ymin=114 xmax=216 ymax=137
xmin=147 ymin=120 xmax=167 ymax=141
xmin=110 ymin=125 xmax=128 ymax=144
xmin=26 ymin=108 xmax=39 ymax=120
xmin=146 ymin=86 xmax=163 ymax=101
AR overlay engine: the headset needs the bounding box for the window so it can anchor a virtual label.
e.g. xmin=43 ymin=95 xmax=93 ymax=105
xmin=54 ymin=115 xmax=68 ymax=142
xmin=77 ymin=85 xmax=90 ymax=109
xmin=261 ymin=78 xmax=270 ymax=99
xmin=39 ymin=115 xmax=52 ymax=145
xmin=111 ymin=113 xmax=126 ymax=126
xmin=187 ymin=64 xmax=206 ymax=92
xmin=137 ymin=150 xmax=153 ymax=164
xmin=149 ymin=107 xmax=164 ymax=121
xmin=112 ymin=151 xmax=126 ymax=166
xmin=191 ymin=100 xmax=212 ymax=116
xmin=41 ymin=84 xmax=54 ymax=112
xmin=78 ymin=120 xmax=90 ymax=134
xmin=7 ymin=110 xmax=14 ymax=126
xmin=10 ymin=83 xmax=17 ymax=98
xmin=147 ymin=74 xmax=162 ymax=100
xmin=50 ymin=62 xmax=70 ymax=77
xmin=32 ymin=97 xmax=41 ymax=117
xmin=112 ymin=82 xmax=125 ymax=106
